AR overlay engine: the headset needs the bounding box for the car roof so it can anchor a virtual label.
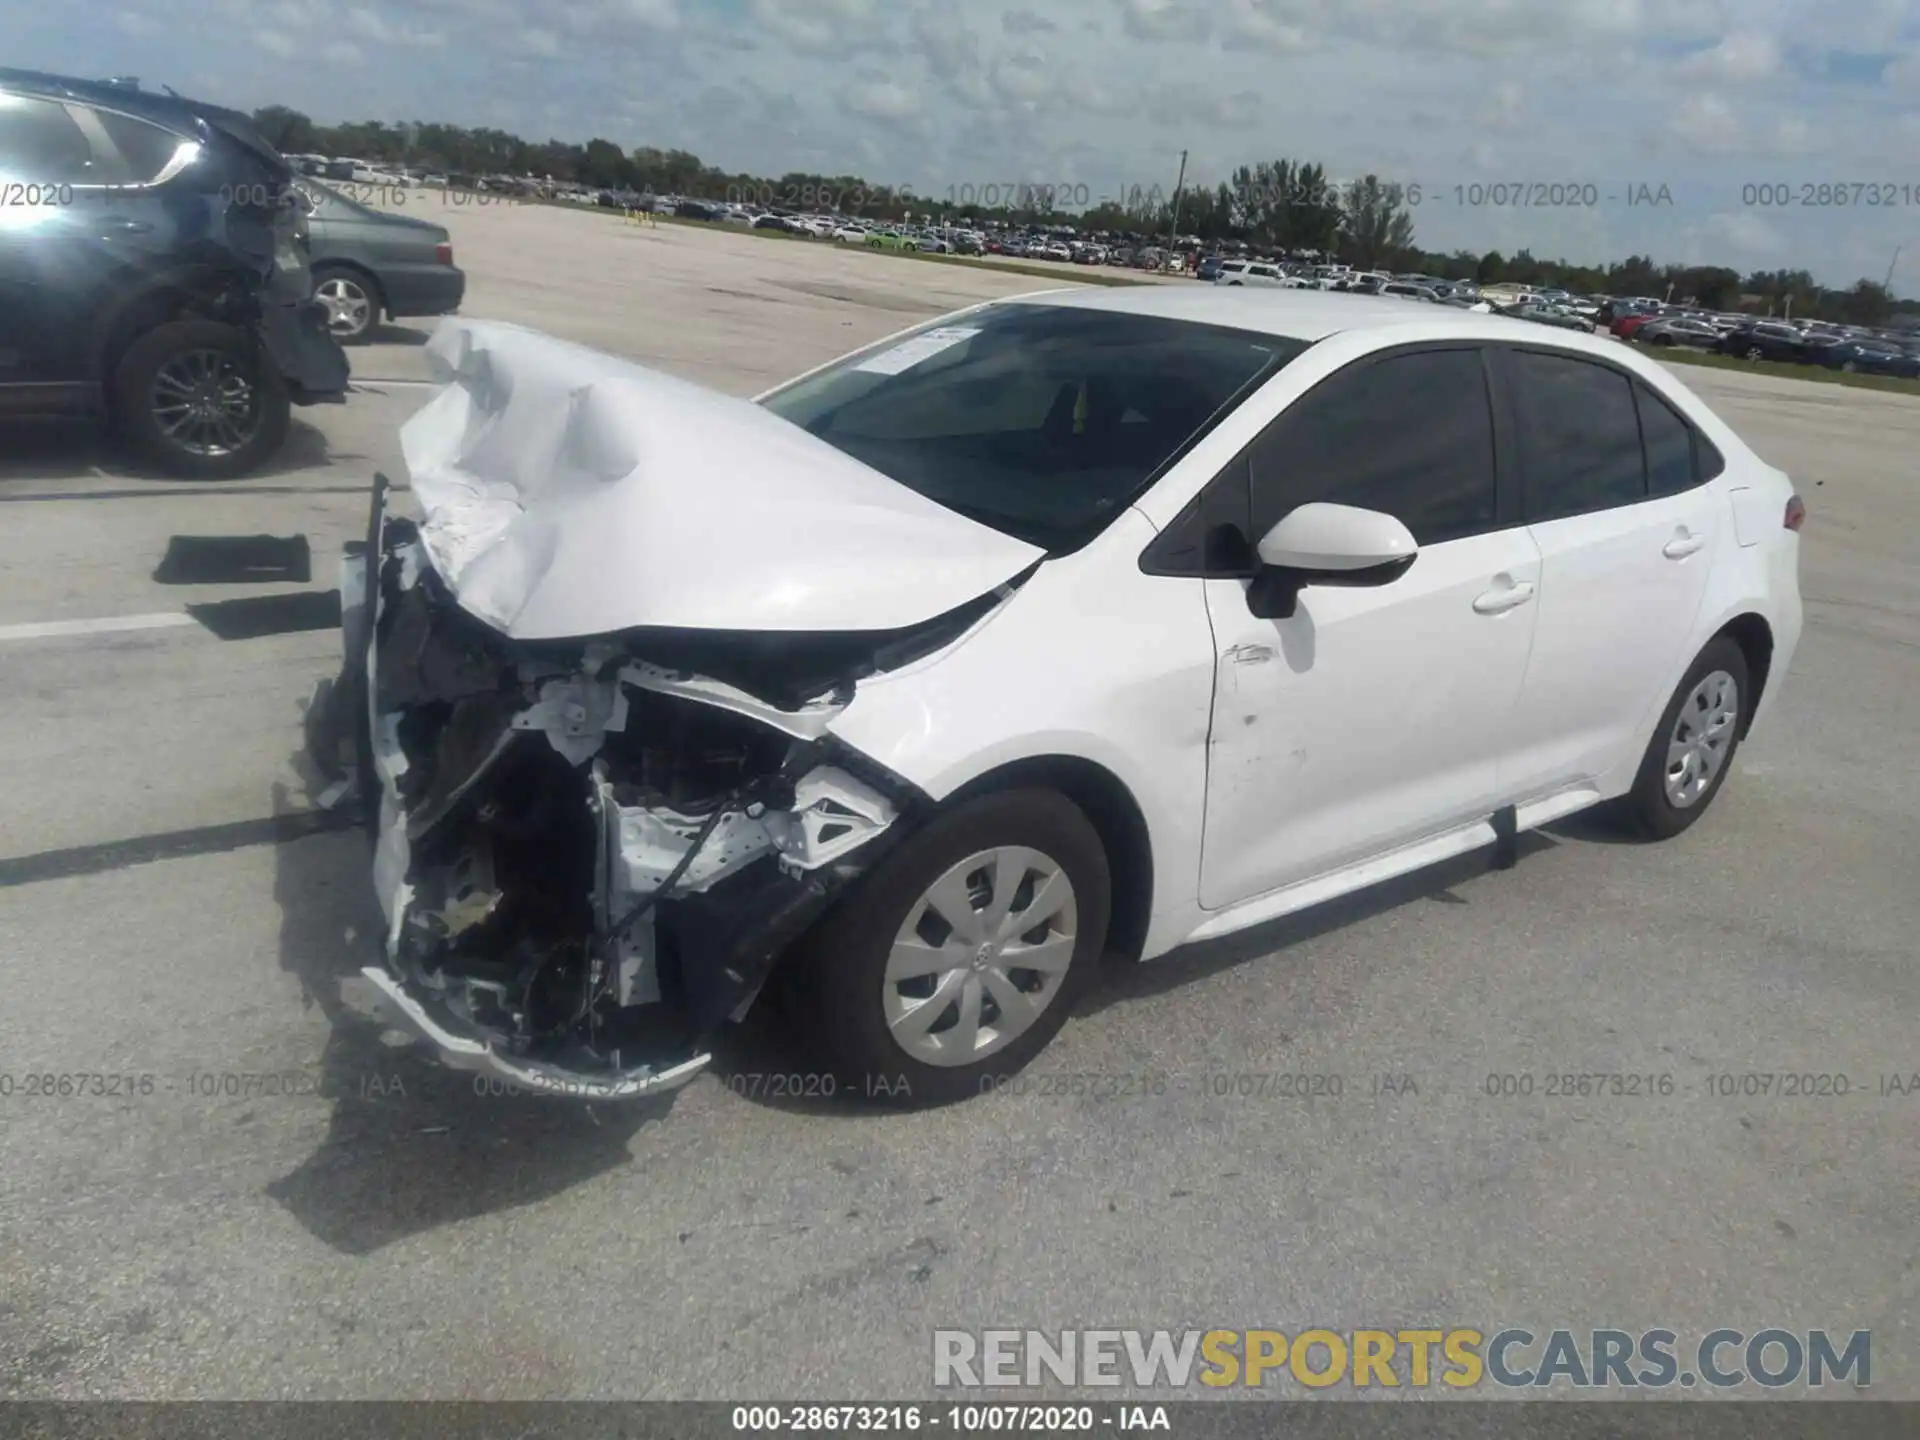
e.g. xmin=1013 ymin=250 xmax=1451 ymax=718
xmin=1000 ymin=284 xmax=1623 ymax=351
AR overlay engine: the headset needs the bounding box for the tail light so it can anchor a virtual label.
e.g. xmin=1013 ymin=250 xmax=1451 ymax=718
xmin=1784 ymin=494 xmax=1806 ymax=531
xmin=435 ymin=241 xmax=454 ymax=265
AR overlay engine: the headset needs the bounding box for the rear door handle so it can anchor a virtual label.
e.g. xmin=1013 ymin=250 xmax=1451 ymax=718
xmin=1472 ymin=581 xmax=1535 ymax=615
xmin=1663 ymin=533 xmax=1706 ymax=559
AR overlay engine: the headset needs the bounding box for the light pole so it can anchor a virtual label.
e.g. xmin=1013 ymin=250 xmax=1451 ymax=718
xmin=1886 ymin=243 xmax=1907 ymax=292
xmin=1165 ymin=149 xmax=1189 ymax=267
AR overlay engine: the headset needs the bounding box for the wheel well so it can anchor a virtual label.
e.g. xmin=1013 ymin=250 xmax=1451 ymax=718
xmin=1716 ymin=613 xmax=1774 ymax=738
xmin=946 ymin=756 xmax=1154 ymax=962
xmin=97 ymin=277 xmax=246 ymax=397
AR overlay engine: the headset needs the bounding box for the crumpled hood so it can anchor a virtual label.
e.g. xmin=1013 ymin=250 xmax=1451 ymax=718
xmin=400 ymin=319 xmax=1046 ymax=641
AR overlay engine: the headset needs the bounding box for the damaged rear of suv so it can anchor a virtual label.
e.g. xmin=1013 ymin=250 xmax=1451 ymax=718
xmin=0 ymin=69 xmax=349 ymax=477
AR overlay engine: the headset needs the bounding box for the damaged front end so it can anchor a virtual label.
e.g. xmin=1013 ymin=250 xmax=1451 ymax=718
xmin=314 ymin=476 xmax=930 ymax=1100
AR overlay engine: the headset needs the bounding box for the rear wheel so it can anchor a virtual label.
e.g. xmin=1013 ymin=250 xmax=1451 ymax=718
xmin=794 ymin=789 xmax=1111 ymax=1106
xmin=313 ymin=265 xmax=384 ymax=344
xmin=1745 ymin=346 xmax=1765 ymax=362
xmin=1609 ymin=637 xmax=1750 ymax=840
xmin=111 ymin=319 xmax=291 ymax=479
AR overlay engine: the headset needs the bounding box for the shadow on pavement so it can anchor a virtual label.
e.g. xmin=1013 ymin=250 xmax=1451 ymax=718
xmin=0 ymin=415 xmax=338 ymax=484
xmin=1078 ymin=831 xmax=1560 ymax=1018
xmin=264 ymin=771 xmax=678 ymax=1256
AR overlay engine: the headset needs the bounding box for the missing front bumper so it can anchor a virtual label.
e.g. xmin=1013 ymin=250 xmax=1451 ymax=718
xmin=359 ymin=965 xmax=711 ymax=1099
xmin=309 ymin=473 xmax=916 ymax=1102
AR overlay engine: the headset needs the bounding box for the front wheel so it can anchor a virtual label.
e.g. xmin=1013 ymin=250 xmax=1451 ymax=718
xmin=1609 ymin=637 xmax=1750 ymax=840
xmin=793 ymin=789 xmax=1111 ymax=1106
xmin=111 ymin=319 xmax=291 ymax=479
xmin=1745 ymin=347 xmax=1765 ymax=362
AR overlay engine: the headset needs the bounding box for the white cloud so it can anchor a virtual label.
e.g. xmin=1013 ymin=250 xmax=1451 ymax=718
xmin=344 ymin=7 xmax=445 ymax=46
xmin=1476 ymin=80 xmax=1526 ymax=129
xmin=750 ymin=0 xmax=882 ymax=54
xmin=1679 ymin=32 xmax=1781 ymax=82
xmin=839 ymin=74 xmax=920 ymax=120
xmin=1222 ymin=0 xmax=1318 ymax=51
xmin=1002 ymin=8 xmax=1056 ymax=34
xmin=1670 ymin=92 xmax=1749 ymax=152
xmin=1119 ymin=0 xmax=1208 ymax=42
xmin=322 ymin=39 xmax=364 ymax=63
xmin=1704 ymin=210 xmax=1786 ymax=255
xmin=255 ymin=28 xmax=297 ymax=56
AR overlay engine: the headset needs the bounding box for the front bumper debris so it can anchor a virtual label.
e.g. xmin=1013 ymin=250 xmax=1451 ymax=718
xmin=358 ymin=966 xmax=711 ymax=1099
xmin=310 ymin=474 xmax=919 ymax=1101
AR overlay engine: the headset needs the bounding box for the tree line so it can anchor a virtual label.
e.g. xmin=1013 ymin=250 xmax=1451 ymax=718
xmin=249 ymin=106 xmax=1915 ymax=326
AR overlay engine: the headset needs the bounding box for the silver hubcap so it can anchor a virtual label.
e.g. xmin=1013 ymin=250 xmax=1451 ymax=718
xmin=1665 ymin=669 xmax=1739 ymax=808
xmin=883 ymin=846 xmax=1077 ymax=1067
xmin=150 ymin=348 xmax=259 ymax=457
xmin=315 ymin=276 xmax=373 ymax=336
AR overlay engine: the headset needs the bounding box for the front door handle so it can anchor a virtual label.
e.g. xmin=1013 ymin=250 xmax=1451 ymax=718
xmin=1663 ymin=532 xmax=1706 ymax=559
xmin=1472 ymin=581 xmax=1535 ymax=615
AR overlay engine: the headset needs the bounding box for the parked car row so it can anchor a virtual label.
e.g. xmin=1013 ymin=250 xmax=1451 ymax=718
xmin=1603 ymin=300 xmax=1920 ymax=376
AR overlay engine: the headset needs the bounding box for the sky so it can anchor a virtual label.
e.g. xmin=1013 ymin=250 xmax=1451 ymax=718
xmin=9 ymin=0 xmax=1920 ymax=289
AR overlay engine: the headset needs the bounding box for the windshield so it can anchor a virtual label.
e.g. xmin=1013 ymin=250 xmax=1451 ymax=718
xmin=759 ymin=303 xmax=1303 ymax=551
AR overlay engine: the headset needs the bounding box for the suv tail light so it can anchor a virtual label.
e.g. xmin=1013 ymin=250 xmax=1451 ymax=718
xmin=435 ymin=241 xmax=454 ymax=265
xmin=1784 ymin=494 xmax=1806 ymax=531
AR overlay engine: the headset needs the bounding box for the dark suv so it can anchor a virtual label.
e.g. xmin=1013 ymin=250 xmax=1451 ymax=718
xmin=0 ymin=69 xmax=349 ymax=477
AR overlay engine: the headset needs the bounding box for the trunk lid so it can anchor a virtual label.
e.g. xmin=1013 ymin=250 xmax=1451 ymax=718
xmin=401 ymin=319 xmax=1047 ymax=641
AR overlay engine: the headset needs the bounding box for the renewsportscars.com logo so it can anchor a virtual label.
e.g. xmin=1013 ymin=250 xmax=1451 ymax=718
xmin=932 ymin=1328 xmax=1872 ymax=1391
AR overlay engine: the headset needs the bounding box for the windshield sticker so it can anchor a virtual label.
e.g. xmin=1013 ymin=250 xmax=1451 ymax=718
xmin=853 ymin=326 xmax=981 ymax=376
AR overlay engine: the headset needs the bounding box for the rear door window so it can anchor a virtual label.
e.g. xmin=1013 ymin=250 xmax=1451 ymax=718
xmin=90 ymin=109 xmax=192 ymax=183
xmin=1634 ymin=381 xmax=1699 ymax=498
xmin=0 ymin=95 xmax=95 ymax=184
xmin=1504 ymin=349 xmax=1647 ymax=520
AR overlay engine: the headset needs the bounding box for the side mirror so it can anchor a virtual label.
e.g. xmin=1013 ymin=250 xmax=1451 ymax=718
xmin=1246 ymin=502 xmax=1418 ymax=620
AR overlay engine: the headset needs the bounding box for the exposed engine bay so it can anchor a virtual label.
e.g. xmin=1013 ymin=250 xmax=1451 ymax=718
xmin=303 ymin=477 xmax=1000 ymax=1100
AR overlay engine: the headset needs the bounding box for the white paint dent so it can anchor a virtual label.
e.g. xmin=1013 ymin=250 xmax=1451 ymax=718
xmin=400 ymin=318 xmax=1043 ymax=641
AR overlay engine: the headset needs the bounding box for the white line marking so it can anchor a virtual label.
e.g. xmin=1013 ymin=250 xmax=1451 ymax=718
xmin=0 ymin=612 xmax=197 ymax=643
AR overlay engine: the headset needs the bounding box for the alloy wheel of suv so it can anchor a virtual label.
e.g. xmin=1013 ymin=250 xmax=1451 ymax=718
xmin=150 ymin=348 xmax=262 ymax=456
xmin=111 ymin=318 xmax=292 ymax=480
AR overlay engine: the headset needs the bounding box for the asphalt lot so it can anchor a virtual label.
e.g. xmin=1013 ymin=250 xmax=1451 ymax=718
xmin=0 ymin=200 xmax=1915 ymax=1402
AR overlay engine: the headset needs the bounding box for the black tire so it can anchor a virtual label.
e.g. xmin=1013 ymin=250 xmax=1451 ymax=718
xmin=111 ymin=319 xmax=291 ymax=480
xmin=792 ymin=788 xmax=1112 ymax=1107
xmin=312 ymin=264 xmax=384 ymax=344
xmin=1608 ymin=636 xmax=1751 ymax=840
xmin=1745 ymin=347 xmax=1765 ymax=363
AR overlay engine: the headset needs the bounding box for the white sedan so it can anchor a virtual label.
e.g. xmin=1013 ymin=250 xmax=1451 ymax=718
xmin=313 ymin=291 xmax=1803 ymax=1106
